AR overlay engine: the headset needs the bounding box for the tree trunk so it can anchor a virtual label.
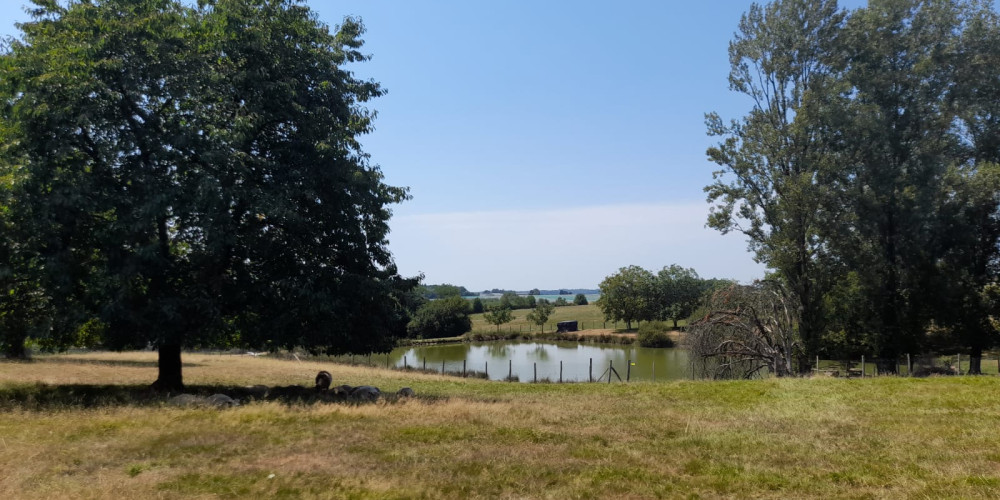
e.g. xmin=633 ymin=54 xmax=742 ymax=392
xmin=672 ymin=318 xmax=678 ymax=329
xmin=3 ymin=334 xmax=29 ymax=360
xmin=151 ymin=344 xmax=184 ymax=392
xmin=968 ymin=345 xmax=983 ymax=375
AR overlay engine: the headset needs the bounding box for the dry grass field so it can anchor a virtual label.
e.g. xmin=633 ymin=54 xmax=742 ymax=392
xmin=3 ymin=351 xmax=1000 ymax=499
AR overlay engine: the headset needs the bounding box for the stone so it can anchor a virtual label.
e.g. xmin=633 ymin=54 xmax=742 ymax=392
xmin=350 ymin=385 xmax=380 ymax=401
xmin=315 ymin=370 xmax=333 ymax=391
xmin=207 ymin=393 xmax=239 ymax=408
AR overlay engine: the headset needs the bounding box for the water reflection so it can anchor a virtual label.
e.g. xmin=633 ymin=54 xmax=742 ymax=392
xmin=391 ymin=341 xmax=690 ymax=382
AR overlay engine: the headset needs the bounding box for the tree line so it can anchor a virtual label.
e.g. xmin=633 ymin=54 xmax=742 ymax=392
xmin=595 ymin=265 xmax=728 ymax=330
xmin=704 ymin=0 xmax=1000 ymax=374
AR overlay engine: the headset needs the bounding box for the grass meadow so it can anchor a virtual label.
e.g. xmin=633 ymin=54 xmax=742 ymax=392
xmin=3 ymin=351 xmax=1000 ymax=499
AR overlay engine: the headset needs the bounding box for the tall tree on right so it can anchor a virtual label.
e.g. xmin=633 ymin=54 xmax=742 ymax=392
xmin=705 ymin=0 xmax=846 ymax=370
xmin=829 ymin=0 xmax=967 ymax=372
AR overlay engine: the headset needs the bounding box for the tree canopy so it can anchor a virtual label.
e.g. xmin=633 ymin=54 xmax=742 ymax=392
xmin=707 ymin=0 xmax=1000 ymax=373
xmin=0 ymin=0 xmax=414 ymax=390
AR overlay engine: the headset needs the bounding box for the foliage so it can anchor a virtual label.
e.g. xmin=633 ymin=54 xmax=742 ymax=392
xmin=636 ymin=322 xmax=675 ymax=348
xmin=553 ymin=297 xmax=568 ymax=306
xmin=0 ymin=0 xmax=414 ymax=388
xmin=482 ymin=305 xmax=515 ymax=332
xmin=708 ymin=0 xmax=1000 ymax=372
xmin=418 ymin=284 xmax=473 ymax=299
xmin=686 ymin=281 xmax=799 ymax=378
xmin=653 ymin=265 xmax=708 ymax=328
xmin=596 ymin=265 xmax=655 ymax=330
xmin=406 ymin=296 xmax=472 ymax=339
xmin=528 ymin=288 xmax=540 ymax=295
xmin=525 ymin=301 xmax=556 ymax=331
xmin=471 ymin=297 xmax=484 ymax=314
xmin=573 ymin=293 xmax=588 ymax=305
xmin=705 ymin=0 xmax=844 ymax=368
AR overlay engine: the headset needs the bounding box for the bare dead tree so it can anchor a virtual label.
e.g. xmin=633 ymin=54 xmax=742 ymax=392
xmin=685 ymin=281 xmax=800 ymax=379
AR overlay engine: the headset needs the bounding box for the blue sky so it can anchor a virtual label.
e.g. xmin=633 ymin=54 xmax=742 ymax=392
xmin=0 ymin=1 xmax=871 ymax=290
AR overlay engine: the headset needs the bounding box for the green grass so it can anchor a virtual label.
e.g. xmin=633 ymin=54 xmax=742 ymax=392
xmin=3 ymin=351 xmax=1000 ymax=499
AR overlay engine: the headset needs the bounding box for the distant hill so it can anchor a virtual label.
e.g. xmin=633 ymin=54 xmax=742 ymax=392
xmin=528 ymin=289 xmax=599 ymax=296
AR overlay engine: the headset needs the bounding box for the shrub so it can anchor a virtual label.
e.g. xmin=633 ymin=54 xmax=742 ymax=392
xmin=573 ymin=293 xmax=588 ymax=305
xmin=407 ymin=296 xmax=472 ymax=339
xmin=637 ymin=321 xmax=675 ymax=348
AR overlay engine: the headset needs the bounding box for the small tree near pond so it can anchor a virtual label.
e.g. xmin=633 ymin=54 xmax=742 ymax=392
xmin=483 ymin=305 xmax=515 ymax=333
xmin=526 ymin=301 xmax=556 ymax=332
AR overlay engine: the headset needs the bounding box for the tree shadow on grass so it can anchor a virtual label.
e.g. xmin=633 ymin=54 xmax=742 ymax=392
xmin=0 ymin=383 xmax=446 ymax=410
xmin=33 ymin=357 xmax=203 ymax=369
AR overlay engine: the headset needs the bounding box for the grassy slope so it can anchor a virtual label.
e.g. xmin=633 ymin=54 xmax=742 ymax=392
xmin=2 ymin=351 xmax=1000 ymax=499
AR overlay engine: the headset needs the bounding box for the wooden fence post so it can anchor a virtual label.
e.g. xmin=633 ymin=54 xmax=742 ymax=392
xmin=463 ymin=360 xmax=466 ymax=377
xmin=861 ymin=355 xmax=865 ymax=378
xmin=608 ymin=360 xmax=613 ymax=383
xmin=508 ymin=360 xmax=512 ymax=381
xmin=533 ymin=363 xmax=537 ymax=383
xmin=559 ymin=361 xmax=563 ymax=383
xmin=589 ymin=358 xmax=593 ymax=382
xmin=626 ymin=359 xmax=631 ymax=382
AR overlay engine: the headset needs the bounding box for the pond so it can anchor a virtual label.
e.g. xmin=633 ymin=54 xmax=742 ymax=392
xmin=389 ymin=341 xmax=691 ymax=382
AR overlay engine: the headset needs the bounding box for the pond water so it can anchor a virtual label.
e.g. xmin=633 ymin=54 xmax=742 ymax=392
xmin=389 ymin=341 xmax=690 ymax=382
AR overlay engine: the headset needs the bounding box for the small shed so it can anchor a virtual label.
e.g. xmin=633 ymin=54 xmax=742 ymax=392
xmin=556 ymin=321 xmax=578 ymax=333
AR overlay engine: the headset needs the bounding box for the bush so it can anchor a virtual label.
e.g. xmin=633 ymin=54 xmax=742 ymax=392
xmin=573 ymin=293 xmax=588 ymax=305
xmin=637 ymin=321 xmax=675 ymax=348
xmin=407 ymin=296 xmax=472 ymax=339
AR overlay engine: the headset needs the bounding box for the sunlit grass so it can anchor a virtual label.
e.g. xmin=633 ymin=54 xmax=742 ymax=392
xmin=3 ymin=351 xmax=1000 ymax=498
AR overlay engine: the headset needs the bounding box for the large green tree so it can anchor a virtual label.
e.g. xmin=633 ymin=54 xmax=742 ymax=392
xmin=406 ymin=296 xmax=472 ymax=339
xmin=0 ymin=0 xmax=414 ymax=390
xmin=705 ymin=0 xmax=845 ymax=369
xmin=829 ymin=0 xmax=966 ymax=371
xmin=596 ymin=265 xmax=655 ymax=330
xmin=653 ymin=265 xmax=707 ymax=328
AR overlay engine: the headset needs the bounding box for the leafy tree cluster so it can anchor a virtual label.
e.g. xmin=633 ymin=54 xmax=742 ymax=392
xmin=417 ymin=284 xmax=474 ymax=299
xmin=406 ymin=296 xmax=472 ymax=339
xmin=707 ymin=0 xmax=1000 ymax=373
xmin=595 ymin=265 xmax=723 ymax=330
xmin=0 ymin=0 xmax=417 ymax=389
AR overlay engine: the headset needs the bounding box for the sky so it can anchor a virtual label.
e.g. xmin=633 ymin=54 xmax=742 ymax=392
xmin=0 ymin=0 xmax=873 ymax=291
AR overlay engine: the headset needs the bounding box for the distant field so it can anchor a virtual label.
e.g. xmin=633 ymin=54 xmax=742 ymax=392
xmin=3 ymin=351 xmax=1000 ymax=499
xmin=468 ymin=303 xmax=688 ymax=333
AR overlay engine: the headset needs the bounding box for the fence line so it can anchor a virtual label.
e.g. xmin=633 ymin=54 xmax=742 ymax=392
xmin=313 ymin=350 xmax=998 ymax=383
